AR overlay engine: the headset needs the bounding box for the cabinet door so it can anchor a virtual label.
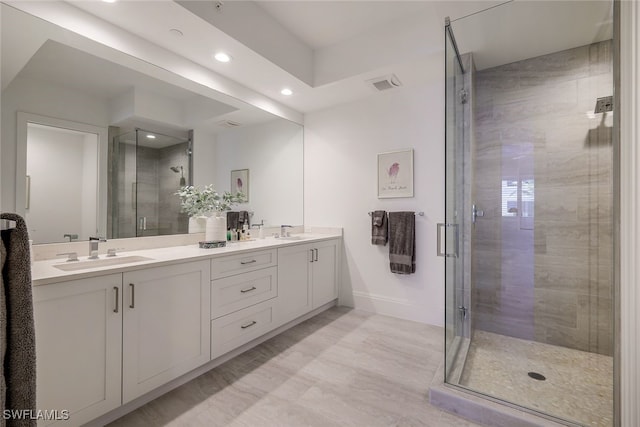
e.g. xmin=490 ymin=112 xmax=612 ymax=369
xmin=276 ymin=244 xmax=312 ymax=327
xmin=122 ymin=260 xmax=210 ymax=403
xmin=33 ymin=274 xmax=122 ymax=426
xmin=312 ymin=240 xmax=339 ymax=309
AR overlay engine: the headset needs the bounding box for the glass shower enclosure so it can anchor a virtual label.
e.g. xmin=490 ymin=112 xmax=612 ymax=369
xmin=108 ymin=128 xmax=192 ymax=238
xmin=443 ymin=2 xmax=616 ymax=426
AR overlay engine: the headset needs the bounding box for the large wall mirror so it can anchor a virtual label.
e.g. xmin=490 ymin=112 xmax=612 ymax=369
xmin=1 ymin=4 xmax=303 ymax=244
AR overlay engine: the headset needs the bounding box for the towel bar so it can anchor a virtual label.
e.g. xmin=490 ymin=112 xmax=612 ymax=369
xmin=368 ymin=211 xmax=424 ymax=217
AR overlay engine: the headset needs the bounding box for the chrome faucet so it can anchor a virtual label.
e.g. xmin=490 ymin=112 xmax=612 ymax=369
xmin=88 ymin=236 xmax=107 ymax=259
xmin=280 ymin=225 xmax=292 ymax=237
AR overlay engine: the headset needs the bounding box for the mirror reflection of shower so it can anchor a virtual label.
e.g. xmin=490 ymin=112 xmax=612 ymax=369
xmin=108 ymin=127 xmax=192 ymax=238
xmin=170 ymin=165 xmax=186 ymax=186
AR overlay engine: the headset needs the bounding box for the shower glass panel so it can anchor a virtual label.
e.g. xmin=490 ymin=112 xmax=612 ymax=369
xmin=443 ymin=19 xmax=470 ymax=384
xmin=110 ymin=128 xmax=191 ymax=238
xmin=443 ymin=2 xmax=615 ymax=426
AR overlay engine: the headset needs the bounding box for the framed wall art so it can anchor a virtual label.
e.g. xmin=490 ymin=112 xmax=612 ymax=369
xmin=231 ymin=169 xmax=249 ymax=201
xmin=377 ymin=149 xmax=414 ymax=198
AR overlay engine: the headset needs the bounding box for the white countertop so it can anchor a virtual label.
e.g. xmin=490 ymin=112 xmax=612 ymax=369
xmin=32 ymin=232 xmax=342 ymax=286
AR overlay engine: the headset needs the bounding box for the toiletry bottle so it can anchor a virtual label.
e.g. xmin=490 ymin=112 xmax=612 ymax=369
xmin=227 ymin=228 xmax=231 ymax=241
xmin=258 ymin=225 xmax=264 ymax=239
xmin=241 ymin=229 xmax=246 ymax=241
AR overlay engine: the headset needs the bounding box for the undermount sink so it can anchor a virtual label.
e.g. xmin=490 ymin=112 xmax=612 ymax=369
xmin=278 ymin=235 xmax=310 ymax=241
xmin=54 ymin=255 xmax=154 ymax=271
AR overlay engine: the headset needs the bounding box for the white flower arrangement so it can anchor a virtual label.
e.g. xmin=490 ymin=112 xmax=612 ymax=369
xmin=176 ymin=185 xmax=245 ymax=217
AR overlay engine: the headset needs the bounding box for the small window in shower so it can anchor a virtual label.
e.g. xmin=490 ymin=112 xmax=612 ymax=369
xmin=501 ymin=180 xmax=519 ymax=216
xmin=501 ymin=178 xmax=535 ymax=218
xmin=521 ymin=178 xmax=535 ymax=218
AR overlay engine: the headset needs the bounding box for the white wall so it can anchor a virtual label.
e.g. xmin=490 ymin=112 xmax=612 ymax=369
xmin=81 ymin=133 xmax=99 ymax=240
xmin=304 ymin=82 xmax=445 ymax=326
xmin=192 ymin=128 xmax=217 ymax=188
xmin=1 ymin=76 xmax=109 ymax=213
xmin=215 ymin=120 xmax=304 ymax=226
xmin=25 ymin=126 xmax=96 ymax=243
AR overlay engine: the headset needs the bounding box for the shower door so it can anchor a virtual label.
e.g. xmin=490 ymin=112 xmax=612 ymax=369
xmin=442 ymin=19 xmax=470 ymax=383
xmin=109 ymin=128 xmax=191 ymax=238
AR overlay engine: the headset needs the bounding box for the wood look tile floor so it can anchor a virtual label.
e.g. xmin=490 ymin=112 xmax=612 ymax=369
xmin=108 ymin=307 xmax=481 ymax=427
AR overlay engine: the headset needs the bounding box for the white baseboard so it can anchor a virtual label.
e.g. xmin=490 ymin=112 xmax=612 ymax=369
xmin=350 ymin=290 xmax=442 ymax=325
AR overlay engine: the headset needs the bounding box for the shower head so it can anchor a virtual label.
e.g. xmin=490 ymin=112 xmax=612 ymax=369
xmin=594 ymin=96 xmax=613 ymax=114
xmin=170 ymin=166 xmax=186 ymax=186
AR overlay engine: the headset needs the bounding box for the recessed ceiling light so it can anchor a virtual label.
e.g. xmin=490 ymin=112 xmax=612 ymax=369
xmin=281 ymin=88 xmax=293 ymax=96
xmin=214 ymin=52 xmax=232 ymax=63
xmin=146 ymin=134 xmax=156 ymax=139
xmin=102 ymin=0 xmax=117 ymax=3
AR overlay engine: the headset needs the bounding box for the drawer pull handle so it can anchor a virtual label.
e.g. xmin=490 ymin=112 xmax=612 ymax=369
xmin=240 ymin=286 xmax=257 ymax=293
xmin=129 ymin=283 xmax=135 ymax=309
xmin=240 ymin=259 xmax=257 ymax=265
xmin=113 ymin=286 xmax=119 ymax=313
xmin=241 ymin=320 xmax=257 ymax=329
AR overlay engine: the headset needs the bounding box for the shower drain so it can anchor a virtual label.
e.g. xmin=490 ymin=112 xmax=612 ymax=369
xmin=527 ymin=372 xmax=546 ymax=381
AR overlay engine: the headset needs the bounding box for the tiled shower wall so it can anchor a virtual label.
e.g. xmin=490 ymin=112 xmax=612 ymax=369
xmin=114 ymin=141 xmax=189 ymax=238
xmin=472 ymin=40 xmax=613 ymax=356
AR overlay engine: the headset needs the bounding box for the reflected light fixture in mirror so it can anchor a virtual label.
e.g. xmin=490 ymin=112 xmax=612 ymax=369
xmin=2 ymin=3 xmax=304 ymax=244
xmin=214 ymin=52 xmax=232 ymax=63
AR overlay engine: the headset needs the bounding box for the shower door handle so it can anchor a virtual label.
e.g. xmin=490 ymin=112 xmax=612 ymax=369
xmin=437 ymin=223 xmax=459 ymax=258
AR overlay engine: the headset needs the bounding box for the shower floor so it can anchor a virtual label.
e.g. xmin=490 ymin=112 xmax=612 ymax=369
xmin=459 ymin=331 xmax=613 ymax=427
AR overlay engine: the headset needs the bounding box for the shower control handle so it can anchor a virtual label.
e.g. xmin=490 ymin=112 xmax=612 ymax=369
xmin=472 ymin=204 xmax=484 ymax=224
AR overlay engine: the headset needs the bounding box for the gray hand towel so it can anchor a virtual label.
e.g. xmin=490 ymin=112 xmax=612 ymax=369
xmin=227 ymin=211 xmax=240 ymax=230
xmin=388 ymin=211 xmax=416 ymax=274
xmin=1 ymin=213 xmax=36 ymax=425
xmin=371 ymin=211 xmax=388 ymax=246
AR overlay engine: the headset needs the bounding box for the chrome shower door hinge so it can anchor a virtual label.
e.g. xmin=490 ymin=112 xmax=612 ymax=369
xmin=459 ymin=89 xmax=468 ymax=104
xmin=459 ymin=306 xmax=468 ymax=319
xmin=472 ymin=204 xmax=484 ymax=224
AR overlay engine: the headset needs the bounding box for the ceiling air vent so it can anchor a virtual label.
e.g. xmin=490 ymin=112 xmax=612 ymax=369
xmin=215 ymin=120 xmax=241 ymax=128
xmin=366 ymin=74 xmax=402 ymax=91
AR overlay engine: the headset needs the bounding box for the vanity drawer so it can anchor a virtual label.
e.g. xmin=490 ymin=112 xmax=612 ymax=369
xmin=211 ymin=299 xmax=275 ymax=359
xmin=211 ymin=267 xmax=277 ymax=319
xmin=210 ymin=249 xmax=277 ymax=279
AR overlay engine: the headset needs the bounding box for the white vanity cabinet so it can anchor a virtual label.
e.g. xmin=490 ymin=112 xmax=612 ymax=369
xmin=310 ymin=240 xmax=340 ymax=309
xmin=31 ymin=233 xmax=341 ymax=425
xmin=122 ymin=260 xmax=211 ymax=403
xmin=32 ymin=274 xmax=123 ymax=426
xmin=276 ymin=239 xmax=339 ymax=327
xmin=210 ymin=250 xmax=278 ymax=359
